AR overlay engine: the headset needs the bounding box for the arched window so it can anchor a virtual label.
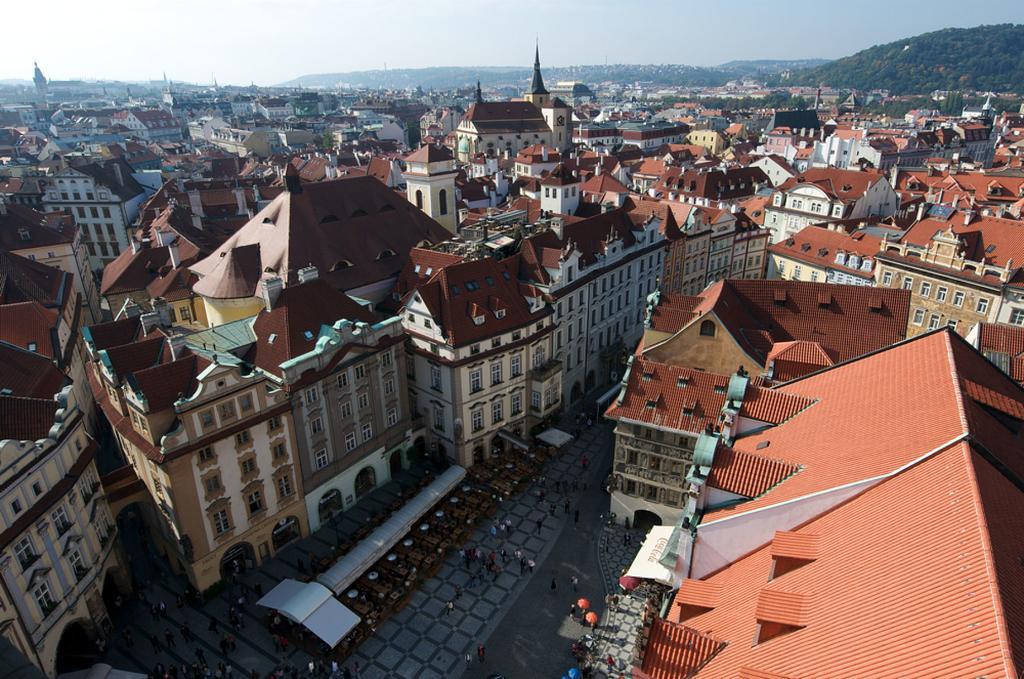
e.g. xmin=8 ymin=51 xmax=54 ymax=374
xmin=355 ymin=466 xmax=376 ymax=498
xmin=439 ymin=189 xmax=448 ymax=216
xmin=415 ymin=189 xmax=423 ymax=209
xmin=699 ymin=320 xmax=716 ymax=337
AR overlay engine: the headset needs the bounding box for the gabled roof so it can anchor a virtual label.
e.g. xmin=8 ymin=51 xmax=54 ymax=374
xmin=401 ymin=254 xmax=547 ymax=347
xmin=403 ymin=144 xmax=453 ymax=164
xmin=190 ymin=176 xmax=450 ymax=298
xmin=647 ymin=280 xmax=910 ymax=373
xmin=249 ymin=278 xmax=377 ymax=376
xmin=976 ymin=322 xmax=1024 ymax=384
xmin=776 ymin=167 xmax=884 ymax=202
xmin=0 ymin=203 xmax=75 ymax=250
xmin=0 ymin=341 xmax=66 ymax=401
xmin=0 ymin=249 xmax=71 ymax=309
xmin=662 ymin=440 xmax=1023 ymax=677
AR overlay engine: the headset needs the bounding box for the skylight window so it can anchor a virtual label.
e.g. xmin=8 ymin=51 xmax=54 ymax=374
xmin=268 ymin=333 xmax=277 ymax=344
xmin=303 ymin=330 xmax=314 ymax=340
xmin=645 ymin=399 xmax=658 ymax=409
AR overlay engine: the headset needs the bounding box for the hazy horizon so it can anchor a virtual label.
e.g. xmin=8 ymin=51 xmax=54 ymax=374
xmin=5 ymin=0 xmax=1023 ymax=86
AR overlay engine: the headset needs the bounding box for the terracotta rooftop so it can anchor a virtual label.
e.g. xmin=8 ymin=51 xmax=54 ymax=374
xmin=975 ymin=322 xmax=1024 ymax=384
xmin=191 ymin=176 xmax=450 ymax=298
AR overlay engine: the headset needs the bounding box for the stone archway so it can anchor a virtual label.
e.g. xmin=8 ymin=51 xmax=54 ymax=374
xmin=220 ymin=541 xmax=256 ymax=577
xmin=318 ymin=489 xmax=343 ymax=524
xmin=354 ymin=466 xmax=376 ymax=498
xmin=490 ymin=434 xmax=506 ymax=457
xmin=409 ymin=436 xmax=426 ymax=463
xmin=271 ymin=517 xmax=300 ymax=551
xmin=55 ymin=619 xmax=96 ymax=674
xmin=389 ymin=450 xmax=403 ymax=477
xmin=632 ymin=509 xmax=663 ymax=532
xmin=472 ymin=445 xmax=485 ymax=465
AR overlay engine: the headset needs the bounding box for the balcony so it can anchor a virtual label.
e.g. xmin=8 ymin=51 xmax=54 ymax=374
xmin=531 ymin=358 xmax=561 ymax=383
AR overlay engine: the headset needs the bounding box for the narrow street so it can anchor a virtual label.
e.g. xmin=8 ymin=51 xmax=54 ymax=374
xmin=464 ymin=420 xmax=622 ymax=679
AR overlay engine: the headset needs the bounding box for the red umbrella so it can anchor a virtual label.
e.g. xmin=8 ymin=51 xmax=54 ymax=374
xmin=619 ymin=575 xmax=642 ymax=592
xmin=576 ymin=597 xmax=590 ymax=610
xmin=584 ymin=611 xmax=598 ymax=625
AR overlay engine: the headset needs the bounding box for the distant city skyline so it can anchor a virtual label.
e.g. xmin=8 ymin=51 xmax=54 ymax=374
xmin=4 ymin=0 xmax=1023 ymax=86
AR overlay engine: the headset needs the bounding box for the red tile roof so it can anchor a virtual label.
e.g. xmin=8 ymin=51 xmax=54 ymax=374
xmin=639 ymin=617 xmax=726 ymax=678
xmin=777 ymin=167 xmax=886 ymax=202
xmin=0 ymin=341 xmax=66 ymax=400
xmin=0 ymin=394 xmax=59 ymax=441
xmin=768 ymin=226 xmax=881 ymax=279
xmin=0 ymin=301 xmax=59 ymax=358
xmin=705 ymin=446 xmax=801 ymax=499
xmin=645 ymin=280 xmax=911 ymax=373
xmin=896 ymin=210 xmax=1024 ymax=269
xmin=403 ymin=144 xmax=453 ymax=164
xmin=976 ymin=322 xmax=1024 ymax=384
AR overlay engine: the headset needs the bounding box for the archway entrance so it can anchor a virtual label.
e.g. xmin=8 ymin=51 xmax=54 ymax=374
xmin=585 ymin=371 xmax=596 ymax=391
xmin=389 ymin=450 xmax=402 ymax=477
xmin=101 ymin=570 xmax=122 ymax=613
xmin=271 ymin=517 xmax=300 ymax=551
xmin=354 ymin=466 xmax=376 ymax=498
xmin=55 ymin=620 xmax=96 ymax=674
xmin=632 ymin=509 xmax=662 ymax=532
xmin=409 ymin=437 xmax=426 ymax=464
xmin=318 ymin=489 xmax=343 ymax=524
xmin=472 ymin=445 xmax=485 ymax=465
xmin=220 ymin=541 xmax=255 ymax=577
xmin=490 ymin=435 xmax=506 ymax=457
xmin=571 ymin=382 xmax=583 ymax=402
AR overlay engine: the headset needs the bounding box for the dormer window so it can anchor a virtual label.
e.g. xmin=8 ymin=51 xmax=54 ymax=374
xmin=495 ymin=309 xmax=505 ymax=319
xmin=473 ymin=315 xmax=484 ymax=326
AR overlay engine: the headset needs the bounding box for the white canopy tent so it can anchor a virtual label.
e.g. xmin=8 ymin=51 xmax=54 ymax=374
xmin=317 ymin=465 xmax=466 ymax=596
xmin=536 ymin=427 xmax=574 ymax=448
xmin=256 ymin=579 xmax=360 ymax=648
xmin=624 ymin=525 xmax=678 ymax=587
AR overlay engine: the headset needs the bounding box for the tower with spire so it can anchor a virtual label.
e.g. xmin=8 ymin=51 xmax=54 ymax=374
xmin=475 ymin=79 xmax=483 ymax=104
xmin=523 ymin=42 xmax=550 ymax=109
xmin=32 ymin=62 xmax=47 ymax=102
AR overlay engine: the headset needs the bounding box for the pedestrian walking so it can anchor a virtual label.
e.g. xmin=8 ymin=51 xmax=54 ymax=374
xmin=550 ymin=577 xmax=557 ymax=593
xmin=571 ymin=575 xmax=579 ymax=592
xmin=455 ymin=584 xmax=462 ymax=600
xmin=477 ymin=644 xmax=486 ymax=662
xmin=446 ymin=600 xmax=454 ymax=615
xmin=149 ymin=633 xmax=161 ymax=653
xmin=564 ymin=499 xmax=570 ymax=515
xmin=159 ymin=600 xmax=167 ymax=618
xmin=181 ymin=623 xmax=193 ymax=643
xmin=536 ymin=517 xmax=543 ymax=533
xmin=122 ymin=628 xmax=134 ymax=648
xmin=465 ymin=653 xmax=472 ymax=666
xmin=528 ymin=558 xmax=535 ymax=573
xmin=574 ymin=509 xmax=580 ymax=526
xmin=569 ymin=603 xmax=577 ymax=618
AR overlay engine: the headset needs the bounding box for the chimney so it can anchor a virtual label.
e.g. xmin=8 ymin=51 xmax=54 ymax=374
xmin=297 ymin=265 xmax=319 ymax=284
xmin=550 ymin=216 xmax=565 ymax=239
xmin=916 ymin=202 xmax=926 ymax=222
xmin=168 ymin=334 xmax=188 ymax=361
xmin=187 ymin=190 xmax=204 ymax=217
xmin=233 ymin=187 xmax=247 ymax=215
xmin=262 ymin=276 xmax=284 ymax=311
xmin=152 ymin=297 xmax=172 ymax=326
xmin=140 ymin=311 xmax=161 ymax=335
xmin=121 ymin=299 xmax=142 ymax=319
xmin=963 ymin=209 xmax=974 ymax=225
xmin=541 ymin=146 xmax=548 ymax=162
xmin=168 ymin=241 xmax=180 ymax=268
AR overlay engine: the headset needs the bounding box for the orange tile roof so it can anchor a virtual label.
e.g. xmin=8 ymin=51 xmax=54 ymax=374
xmin=640 ymin=617 xmax=726 ymax=679
xmin=660 ymin=438 xmax=1023 ymax=677
xmin=705 ymin=446 xmax=801 ymax=499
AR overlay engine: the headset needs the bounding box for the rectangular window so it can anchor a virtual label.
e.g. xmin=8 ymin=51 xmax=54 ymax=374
xmin=268 ymin=416 xmax=281 ymax=431
xmin=912 ymin=308 xmax=925 ymax=326
xmin=51 ymin=506 xmax=70 ymax=533
xmin=511 ymin=393 xmax=522 ymax=415
xmin=358 ymin=393 xmax=369 ymax=410
xmin=511 ymin=354 xmax=522 ymax=377
xmin=976 ymin=297 xmax=990 ymax=314
xmin=936 ymin=286 xmax=948 ymax=303
xmin=355 ymin=365 xmax=365 ymax=380
xmin=928 ymin=313 xmax=941 ymax=330
xmin=315 ymin=449 xmax=329 ymax=470
xmin=1009 ymin=309 xmax=1024 ymax=326
xmin=386 ymin=408 xmax=398 ymax=426
xmin=241 ymin=458 xmax=256 ymax=474
xmin=952 ymin=291 xmax=965 ymax=307
xmin=901 ymin=276 xmax=913 ymax=290
xmin=490 ymin=362 xmax=502 ymax=385
xmin=14 ymin=537 xmax=35 ymax=569
xmin=213 ymin=509 xmax=231 ymax=535
xmin=919 ymin=281 xmax=932 ymax=298
xmin=381 ymin=350 xmax=392 ymax=367
xmin=337 ymin=372 xmax=349 ymax=388
xmin=273 ymin=443 xmax=287 ymax=459
xmin=361 ymin=422 xmax=373 ymax=442
xmin=248 ymin=490 xmax=263 ymax=514
xmin=430 ymin=365 xmax=442 ymax=390
xmin=345 ymin=432 xmax=357 ymax=451
xmin=470 ymin=343 xmax=480 ymax=355
xmin=433 ymin=406 xmax=445 ymax=432
xmin=236 ymin=430 xmax=251 ymax=446
xmin=384 ymin=378 xmax=394 ymax=395
xmin=32 ymin=581 xmax=54 ymax=612
xmin=341 ymin=401 xmax=352 ymax=418
xmin=311 ymin=417 xmax=323 ymax=434
xmin=305 ymin=387 xmax=319 ymax=404
xmin=471 ymin=408 xmax=484 ymax=432
xmin=470 ymin=369 xmax=482 ymax=392
xmin=198 ymin=446 xmax=214 ymax=463
xmin=277 ymin=475 xmax=293 ymax=498
xmin=492 ymin=401 xmax=503 ymax=423
xmin=532 ymin=391 xmax=541 ymax=409
xmin=204 ymin=475 xmax=221 ymax=493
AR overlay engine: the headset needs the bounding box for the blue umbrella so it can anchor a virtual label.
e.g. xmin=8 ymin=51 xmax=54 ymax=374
xmin=568 ymin=668 xmax=582 ymax=679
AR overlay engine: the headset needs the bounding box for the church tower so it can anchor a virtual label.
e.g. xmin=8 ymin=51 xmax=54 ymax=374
xmin=403 ymin=144 xmax=459 ymax=233
xmin=32 ymin=62 xmax=47 ymax=103
xmin=523 ymin=43 xmax=550 ymax=109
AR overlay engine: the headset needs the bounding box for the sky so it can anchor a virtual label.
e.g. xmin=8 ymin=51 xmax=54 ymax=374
xmin=5 ymin=0 xmax=1023 ymax=85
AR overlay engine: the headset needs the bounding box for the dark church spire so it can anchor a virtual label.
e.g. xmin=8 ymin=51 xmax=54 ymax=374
xmin=475 ymin=79 xmax=482 ymax=104
xmin=529 ymin=41 xmax=548 ymax=96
